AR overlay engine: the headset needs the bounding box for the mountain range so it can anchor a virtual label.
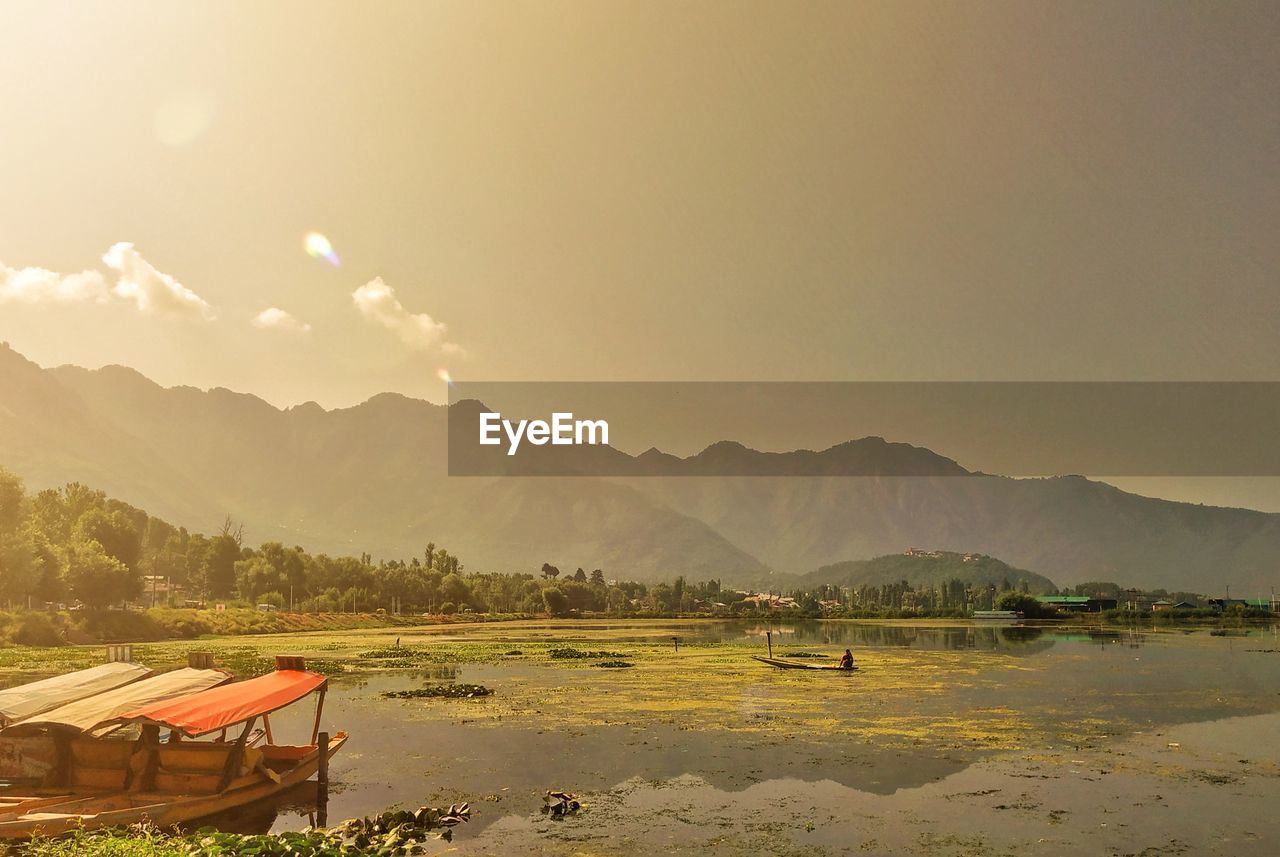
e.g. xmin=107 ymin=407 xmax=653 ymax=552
xmin=2 ymin=342 xmax=1279 ymax=594
xmin=800 ymin=551 xmax=1056 ymax=595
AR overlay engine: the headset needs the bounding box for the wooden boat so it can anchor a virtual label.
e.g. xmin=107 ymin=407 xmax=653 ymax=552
xmin=0 ymin=658 xmax=346 ymax=839
xmin=0 ymin=662 xmax=152 ymax=730
xmin=972 ymin=610 xmax=1024 ymax=623
xmin=751 ymin=656 xmax=858 ymax=671
xmin=0 ymin=667 xmax=230 ymax=785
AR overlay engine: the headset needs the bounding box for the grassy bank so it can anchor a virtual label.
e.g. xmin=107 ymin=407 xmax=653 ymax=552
xmin=7 ymin=803 xmax=469 ymax=856
xmin=0 ymin=608 xmax=531 ymax=647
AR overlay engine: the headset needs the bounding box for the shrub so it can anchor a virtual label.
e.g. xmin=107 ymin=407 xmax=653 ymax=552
xmin=995 ymin=591 xmax=1055 ymax=619
xmin=71 ymin=610 xmax=169 ymax=642
xmin=439 ymin=601 xmax=457 ymax=615
xmin=11 ymin=612 xmax=65 ymax=647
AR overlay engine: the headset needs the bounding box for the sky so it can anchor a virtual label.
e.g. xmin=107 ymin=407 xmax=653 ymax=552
xmin=1 ymin=3 xmax=1277 ymax=414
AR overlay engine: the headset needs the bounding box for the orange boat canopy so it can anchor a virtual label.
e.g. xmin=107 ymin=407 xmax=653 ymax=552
xmin=114 ymin=669 xmax=326 ymax=738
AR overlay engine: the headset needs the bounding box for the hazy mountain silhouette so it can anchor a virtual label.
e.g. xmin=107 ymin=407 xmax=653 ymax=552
xmin=3 ymin=343 xmax=1280 ymax=593
xmin=798 ymin=551 xmax=1057 ymax=594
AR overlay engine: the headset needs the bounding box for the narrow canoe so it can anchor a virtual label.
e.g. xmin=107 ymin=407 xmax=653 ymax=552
xmin=751 ymin=656 xmax=857 ymax=672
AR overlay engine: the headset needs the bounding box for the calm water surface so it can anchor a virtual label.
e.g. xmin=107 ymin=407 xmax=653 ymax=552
xmin=253 ymin=621 xmax=1280 ymax=854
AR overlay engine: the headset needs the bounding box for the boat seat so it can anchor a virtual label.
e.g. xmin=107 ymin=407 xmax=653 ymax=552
xmin=151 ymin=744 xmax=262 ymax=794
xmin=67 ymin=739 xmax=137 ymax=791
xmin=260 ymin=744 xmax=315 ymax=768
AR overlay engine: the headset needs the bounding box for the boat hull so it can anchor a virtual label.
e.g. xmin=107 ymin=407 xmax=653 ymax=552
xmin=0 ymin=732 xmax=348 ymax=839
xmin=751 ymin=656 xmax=857 ymax=671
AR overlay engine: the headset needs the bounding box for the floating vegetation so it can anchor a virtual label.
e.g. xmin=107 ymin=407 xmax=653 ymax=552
xmin=542 ymin=791 xmax=581 ymax=817
xmin=20 ymin=804 xmax=471 ymax=855
xmin=592 ymin=660 xmax=634 ymax=669
xmin=782 ymin=652 xmax=825 ymax=659
xmin=504 ymin=649 xmax=523 ymax=656
xmin=331 ymin=803 xmax=471 ymax=846
xmin=383 ymin=683 xmax=492 ymax=699
xmin=548 ymin=647 xmax=626 ymax=660
xmin=304 ymin=658 xmax=347 ymax=676
xmin=361 ymin=646 xmax=403 ymax=658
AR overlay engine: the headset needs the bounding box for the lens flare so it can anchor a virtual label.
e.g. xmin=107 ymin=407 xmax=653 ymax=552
xmin=437 ymin=368 xmax=453 ymax=385
xmin=303 ymin=232 xmax=340 ymax=266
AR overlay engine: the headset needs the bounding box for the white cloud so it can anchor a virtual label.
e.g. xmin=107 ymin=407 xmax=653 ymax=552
xmin=352 ymin=277 xmax=462 ymax=353
xmin=0 ymin=260 xmax=110 ymax=305
xmin=440 ymin=341 xmax=468 ymax=357
xmin=103 ymin=242 xmax=216 ymax=320
xmin=251 ymin=307 xmax=312 ymax=333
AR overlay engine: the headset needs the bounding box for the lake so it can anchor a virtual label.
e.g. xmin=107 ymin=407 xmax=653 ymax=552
xmin=236 ymin=619 xmax=1280 ymax=855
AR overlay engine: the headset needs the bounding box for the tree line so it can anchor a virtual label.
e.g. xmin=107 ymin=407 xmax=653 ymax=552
xmin=0 ymin=467 xmax=1235 ymax=619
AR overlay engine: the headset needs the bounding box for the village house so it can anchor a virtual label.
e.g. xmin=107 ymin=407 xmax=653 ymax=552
xmin=1035 ymin=595 xmax=1118 ymax=613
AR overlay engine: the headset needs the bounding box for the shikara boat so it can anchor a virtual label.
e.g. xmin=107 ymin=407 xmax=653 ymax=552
xmin=0 ymin=662 xmax=152 ymax=730
xmin=972 ymin=610 xmax=1024 ymax=623
xmin=0 ymin=667 xmax=230 ymax=785
xmin=751 ymin=656 xmax=858 ymax=671
xmin=0 ymin=659 xmax=346 ymax=839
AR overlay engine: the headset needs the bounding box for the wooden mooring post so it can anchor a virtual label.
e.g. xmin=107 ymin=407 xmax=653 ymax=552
xmin=317 ymin=731 xmax=329 ymax=786
xmin=187 ymin=652 xmax=214 ymax=669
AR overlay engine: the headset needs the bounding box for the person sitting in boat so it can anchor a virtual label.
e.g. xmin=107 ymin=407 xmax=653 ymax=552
xmin=837 ymin=649 xmax=855 ymax=670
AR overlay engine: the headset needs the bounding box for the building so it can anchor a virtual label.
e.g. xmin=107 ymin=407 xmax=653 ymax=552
xmin=1035 ymin=595 xmax=1118 ymax=613
xmin=1208 ymin=597 xmax=1280 ymax=612
xmin=137 ymin=576 xmax=184 ymax=608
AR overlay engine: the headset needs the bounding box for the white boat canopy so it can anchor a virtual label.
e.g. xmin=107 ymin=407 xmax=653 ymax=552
xmin=0 ymin=662 xmax=152 ymax=728
xmin=1 ymin=667 xmax=231 ymax=736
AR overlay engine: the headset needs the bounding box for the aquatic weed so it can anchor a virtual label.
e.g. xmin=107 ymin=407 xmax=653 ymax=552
xmin=383 ymin=683 xmax=493 ymax=699
xmin=548 ymin=647 xmax=627 ymax=660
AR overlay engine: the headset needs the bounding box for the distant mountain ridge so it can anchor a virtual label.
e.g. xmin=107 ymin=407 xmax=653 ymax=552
xmin=800 ymin=550 xmax=1057 ymax=594
xmin=3 ymin=343 xmax=1280 ymax=593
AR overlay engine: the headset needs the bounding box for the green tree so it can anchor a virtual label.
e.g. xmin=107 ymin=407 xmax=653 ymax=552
xmin=606 ymin=587 xmax=629 ymax=614
xmin=203 ymin=534 xmax=241 ymax=599
xmin=0 ymin=530 xmax=41 ymax=607
xmin=996 ymin=591 xmax=1053 ymax=619
xmin=555 ymin=580 xmax=601 ymax=612
xmin=74 ymin=508 xmax=142 ymax=569
xmin=259 ymin=542 xmax=306 ymax=591
xmin=440 ymin=572 xmax=471 ymax=607
xmin=0 ymin=468 xmax=41 ymax=606
xmin=64 ymin=539 xmax=141 ymax=608
xmin=235 ymin=556 xmax=282 ymax=602
xmin=31 ymin=535 xmax=64 ymax=603
xmin=542 ymin=587 xmax=570 ymax=617
xmin=33 ymin=483 xmax=107 ymax=544
xmin=650 ymin=582 xmax=676 ymax=613
xmin=0 ymin=467 xmax=24 ymax=535
xmin=590 ymin=568 xmax=605 ymax=586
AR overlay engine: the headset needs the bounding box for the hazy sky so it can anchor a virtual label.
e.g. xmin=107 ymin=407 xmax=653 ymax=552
xmin=1 ymin=0 xmax=1278 ymax=411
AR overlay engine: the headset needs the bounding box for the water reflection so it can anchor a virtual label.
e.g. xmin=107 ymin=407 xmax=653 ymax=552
xmin=719 ymin=621 xmax=1058 ymax=654
xmin=186 ymin=781 xmax=326 ymax=834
